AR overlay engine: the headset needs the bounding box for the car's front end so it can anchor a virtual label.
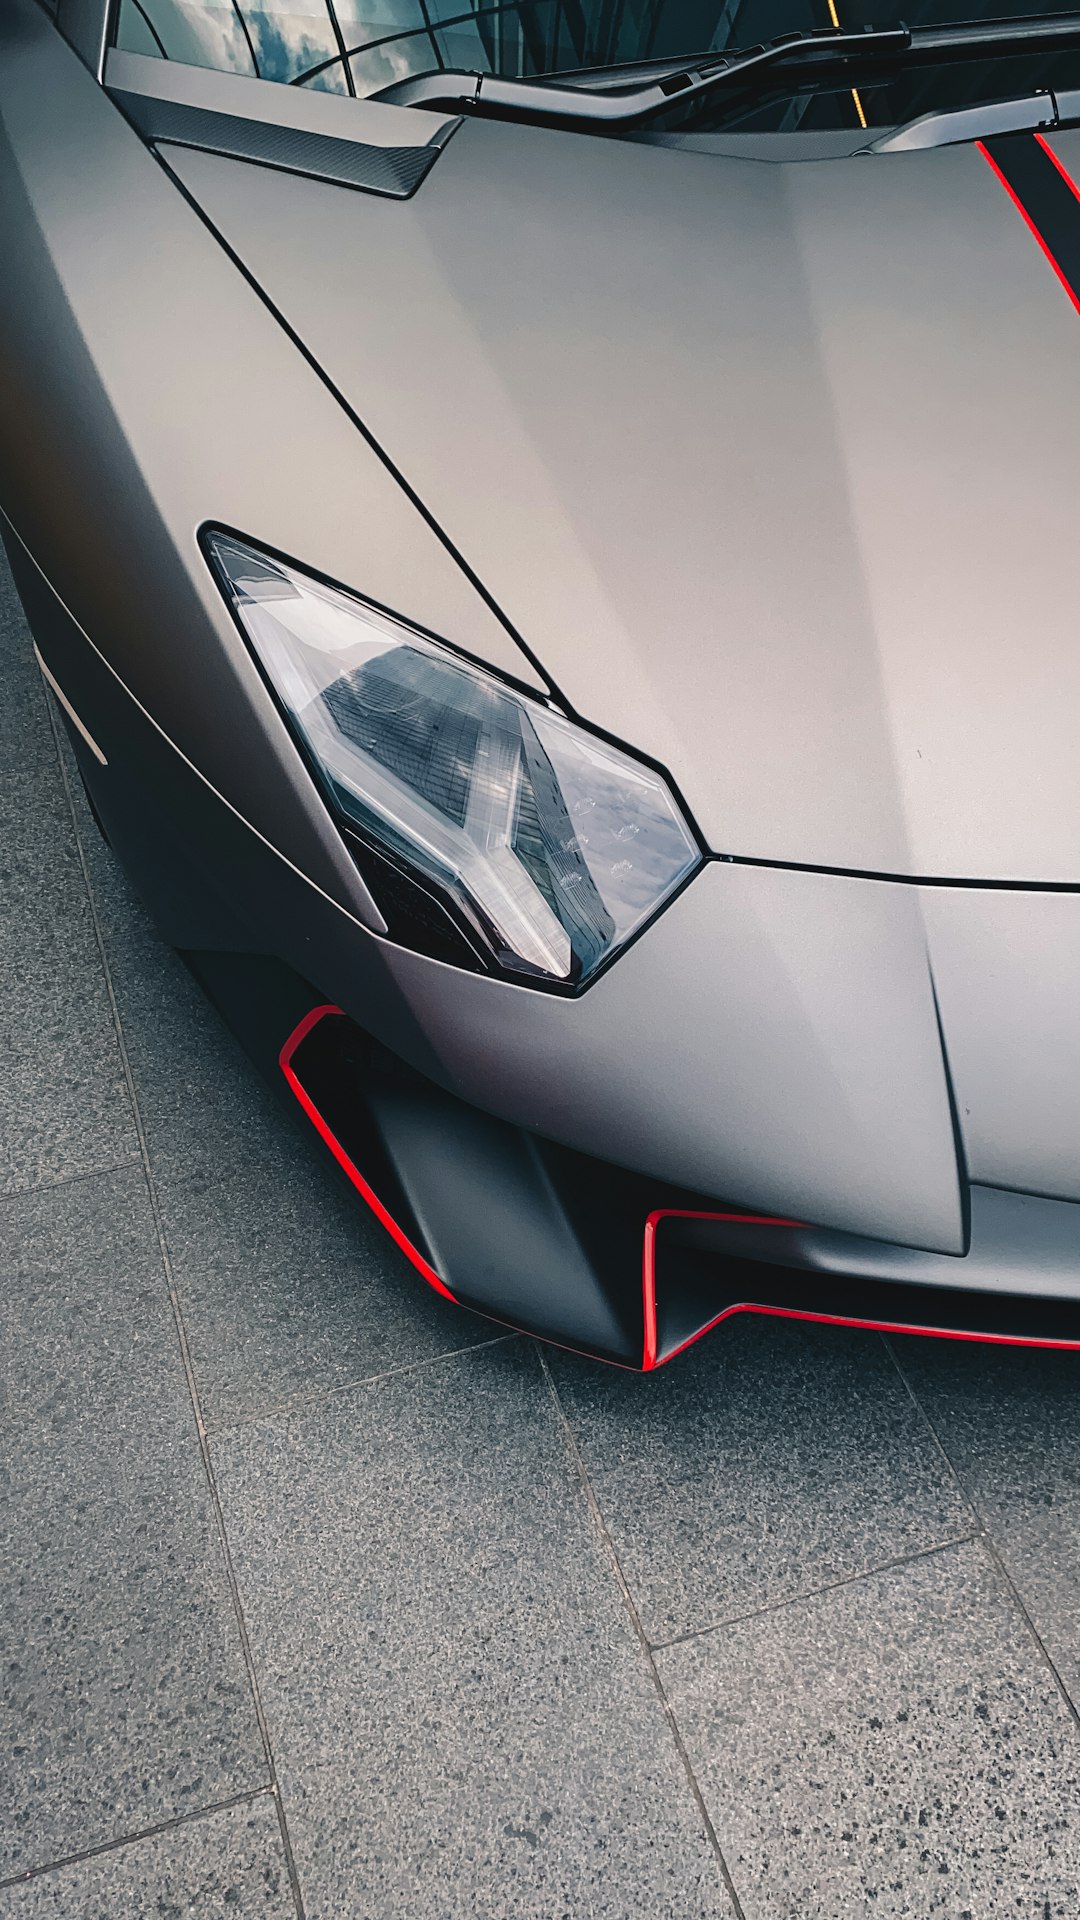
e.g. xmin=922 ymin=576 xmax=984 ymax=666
xmin=5 ymin=0 xmax=1080 ymax=1365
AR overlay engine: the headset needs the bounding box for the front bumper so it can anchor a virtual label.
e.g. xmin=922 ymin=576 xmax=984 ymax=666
xmin=269 ymin=998 xmax=1080 ymax=1368
xmin=273 ymin=999 xmax=1080 ymax=1369
xmin=177 ymin=954 xmax=1080 ymax=1368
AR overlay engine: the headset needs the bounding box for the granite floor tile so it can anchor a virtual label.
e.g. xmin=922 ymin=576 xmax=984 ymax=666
xmin=0 ymin=551 xmax=28 ymax=659
xmin=43 ymin=733 xmax=287 ymax=1197
xmin=896 ymin=1337 xmax=1080 ymax=1703
xmin=0 ymin=1794 xmax=293 ymax=1917
xmin=0 ymin=1164 xmax=189 ymax=1433
xmin=0 ymin=667 xmax=53 ymax=779
xmin=62 ymin=816 xmax=286 ymax=1196
xmin=110 ymin=965 xmax=288 ymax=1198
xmin=1 ymin=1172 xmax=265 ymax=1876
xmin=0 ymin=569 xmax=54 ymax=774
xmin=159 ymin=1149 xmax=488 ymax=1428
xmin=211 ymin=1340 xmax=734 ymax=1920
xmin=658 ymin=1537 xmax=1080 ymax=1920
xmin=548 ymin=1317 xmax=971 ymax=1643
xmin=0 ymin=775 xmax=138 ymax=1196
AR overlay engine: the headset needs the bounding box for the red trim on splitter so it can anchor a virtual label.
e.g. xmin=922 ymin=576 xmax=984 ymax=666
xmin=641 ymin=1208 xmax=1080 ymax=1369
xmin=279 ymin=1004 xmax=456 ymax=1301
xmin=977 ymin=138 xmax=1080 ymax=318
xmin=642 ymin=1207 xmax=801 ymax=1369
xmin=665 ymin=1301 xmax=1080 ymax=1365
xmin=1034 ymin=131 xmax=1080 ymax=203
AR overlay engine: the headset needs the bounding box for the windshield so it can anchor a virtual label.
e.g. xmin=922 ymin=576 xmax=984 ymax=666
xmin=112 ymin=0 xmax=1080 ymax=132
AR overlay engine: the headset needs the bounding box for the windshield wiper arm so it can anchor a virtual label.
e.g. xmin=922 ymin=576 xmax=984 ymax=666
xmin=869 ymin=82 xmax=1080 ymax=151
xmin=372 ymin=24 xmax=912 ymax=125
xmin=905 ymin=9 xmax=1080 ymax=57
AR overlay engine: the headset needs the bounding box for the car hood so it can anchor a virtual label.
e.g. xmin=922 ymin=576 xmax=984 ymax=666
xmin=167 ymin=118 xmax=1080 ymax=881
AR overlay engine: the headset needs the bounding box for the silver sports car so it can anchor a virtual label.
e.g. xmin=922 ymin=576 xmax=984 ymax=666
xmin=5 ymin=0 xmax=1080 ymax=1367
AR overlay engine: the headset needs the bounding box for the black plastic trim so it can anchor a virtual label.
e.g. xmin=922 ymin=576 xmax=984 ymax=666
xmin=189 ymin=971 xmax=1080 ymax=1370
xmin=109 ymin=86 xmax=457 ymax=197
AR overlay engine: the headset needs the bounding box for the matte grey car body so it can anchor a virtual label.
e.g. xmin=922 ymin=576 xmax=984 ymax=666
xmin=4 ymin=0 xmax=1080 ymax=1365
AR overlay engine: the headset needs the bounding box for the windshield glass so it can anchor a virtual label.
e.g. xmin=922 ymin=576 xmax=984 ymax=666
xmin=112 ymin=0 xmax=1080 ymax=130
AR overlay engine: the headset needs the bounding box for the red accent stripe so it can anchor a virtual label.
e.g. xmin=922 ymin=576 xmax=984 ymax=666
xmin=977 ymin=138 xmax=1080 ymax=318
xmin=663 ymin=1300 xmax=1080 ymax=1364
xmin=642 ymin=1207 xmax=800 ymax=1369
xmin=1034 ymin=131 xmax=1080 ymax=203
xmin=279 ymin=1004 xmax=457 ymax=1301
xmin=642 ymin=1208 xmax=1080 ymax=1368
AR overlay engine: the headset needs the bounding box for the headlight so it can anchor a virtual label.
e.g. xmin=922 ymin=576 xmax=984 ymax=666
xmin=208 ymin=534 xmax=701 ymax=989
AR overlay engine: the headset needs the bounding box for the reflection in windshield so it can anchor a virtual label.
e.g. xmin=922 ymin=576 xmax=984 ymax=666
xmin=114 ymin=0 xmax=1080 ymax=127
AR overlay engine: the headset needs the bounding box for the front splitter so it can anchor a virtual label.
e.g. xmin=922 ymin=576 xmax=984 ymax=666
xmin=279 ymin=1002 xmax=1080 ymax=1370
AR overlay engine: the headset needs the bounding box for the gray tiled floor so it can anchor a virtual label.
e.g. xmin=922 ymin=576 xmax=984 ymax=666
xmin=547 ymin=1321 xmax=972 ymax=1642
xmin=0 ymin=770 xmax=138 ymax=1197
xmin=0 ymin=1797 xmax=294 ymax=1917
xmin=211 ymin=1343 xmax=731 ymax=1919
xmin=5 ymin=548 xmax=1080 ymax=1917
xmin=659 ymin=1539 xmax=1080 ymax=1919
xmin=1 ymin=1168 xmax=265 ymax=1877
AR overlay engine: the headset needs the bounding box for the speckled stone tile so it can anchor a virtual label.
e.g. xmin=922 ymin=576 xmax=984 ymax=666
xmin=0 ymin=1794 xmax=292 ymax=1917
xmin=42 ymin=728 xmax=286 ymax=1199
xmin=0 ymin=774 xmax=138 ymax=1196
xmin=114 ymin=965 xmax=289 ymax=1198
xmin=0 ymin=567 xmax=54 ymax=774
xmin=1 ymin=1171 xmax=265 ymax=1877
xmin=0 ymin=1163 xmax=187 ymax=1432
xmin=158 ymin=1148 xmax=489 ymax=1429
xmin=62 ymin=811 xmax=286 ymax=1196
xmin=547 ymin=1316 xmax=970 ymax=1643
xmin=896 ymin=1336 xmax=1080 ymax=1704
xmin=0 ymin=550 xmax=26 ymax=659
xmin=658 ymin=1538 xmax=1080 ymax=1920
xmin=211 ymin=1340 xmax=734 ymax=1920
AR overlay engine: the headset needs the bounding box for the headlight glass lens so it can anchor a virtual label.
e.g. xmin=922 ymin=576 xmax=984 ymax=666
xmin=209 ymin=535 xmax=700 ymax=987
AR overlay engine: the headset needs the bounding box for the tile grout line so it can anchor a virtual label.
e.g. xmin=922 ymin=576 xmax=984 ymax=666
xmin=203 ymin=1332 xmax=521 ymax=1434
xmin=650 ymin=1530 xmax=982 ymax=1651
xmin=0 ymin=1153 xmax=144 ymax=1208
xmin=535 ymin=1345 xmax=750 ymax=1920
xmin=46 ymin=697 xmax=309 ymax=1920
xmin=882 ymin=1333 xmax=1080 ymax=1740
xmin=0 ymin=1789 xmax=275 ymax=1893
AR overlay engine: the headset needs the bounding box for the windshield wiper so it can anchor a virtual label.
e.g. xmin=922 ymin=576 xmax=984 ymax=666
xmin=373 ymin=25 xmax=912 ymax=124
xmin=371 ymin=10 xmax=1080 ymax=125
